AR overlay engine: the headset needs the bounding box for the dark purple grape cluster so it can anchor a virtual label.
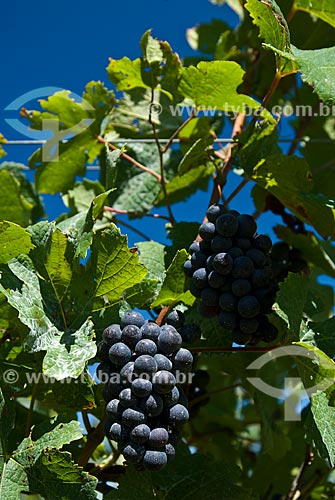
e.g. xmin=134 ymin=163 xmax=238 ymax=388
xmin=97 ymin=310 xmax=193 ymax=471
xmin=183 ymin=204 xmax=278 ymax=345
xmin=270 ymin=242 xmax=308 ymax=282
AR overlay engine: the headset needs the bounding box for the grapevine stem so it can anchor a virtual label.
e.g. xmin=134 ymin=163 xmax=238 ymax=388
xmin=286 ymin=3 xmax=298 ymax=23
xmin=77 ymin=417 xmax=106 ymax=467
xmin=97 ymin=136 xmax=161 ymax=182
xmin=155 ymin=306 xmax=171 ymax=326
xmin=149 ymin=89 xmax=177 ymax=226
xmin=285 ymin=445 xmax=314 ymax=500
xmin=82 ymin=411 xmax=92 ymax=434
xmin=161 ymin=112 xmax=196 ymax=154
xmin=104 ymin=206 xmax=172 ymax=223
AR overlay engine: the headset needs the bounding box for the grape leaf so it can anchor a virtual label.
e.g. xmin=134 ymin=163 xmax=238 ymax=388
xmin=300 ymin=317 xmax=335 ymax=359
xmin=136 ymin=241 xmax=166 ymax=283
xmin=92 ymin=226 xmax=148 ymax=311
xmin=274 ymin=272 xmax=309 ymax=335
xmin=179 ymin=61 xmax=271 ymax=117
xmin=0 ymin=222 xmax=34 ymax=264
xmin=245 ymin=0 xmax=298 ymax=74
xmin=294 ymin=0 xmax=335 ymax=28
xmin=0 ymin=258 xmax=96 ymax=380
xmin=0 ymin=421 xmax=97 ymax=500
xmin=108 ymin=57 xmax=149 ymax=91
xmin=0 ymin=388 xmax=15 ymax=474
xmin=178 ymin=136 xmax=214 ymax=175
xmin=63 ymin=179 xmax=105 ymax=214
xmin=151 ymin=249 xmax=195 ymax=307
xmin=0 ymin=170 xmax=33 ymax=226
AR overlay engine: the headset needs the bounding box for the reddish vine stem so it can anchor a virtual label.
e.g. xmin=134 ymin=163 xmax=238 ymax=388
xmin=155 ymin=306 xmax=171 ymax=326
xmin=221 ymin=112 xmax=246 ymax=176
xmin=161 ymin=111 xmax=196 ymax=154
xmin=77 ymin=417 xmax=106 ymax=467
xmin=97 ymin=135 xmax=161 ymax=182
xmin=104 ymin=206 xmax=172 ymax=223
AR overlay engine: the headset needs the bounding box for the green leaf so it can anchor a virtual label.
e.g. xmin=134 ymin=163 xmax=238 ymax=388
xmin=63 ymin=179 xmax=105 ymax=214
xmin=275 ymin=272 xmax=309 ymax=334
xmin=0 ymin=170 xmax=33 ymax=226
xmin=0 ymin=258 xmax=96 ymax=380
xmin=165 ymin=221 xmax=200 ymax=266
xmin=294 ymin=342 xmax=335 ymax=466
xmin=92 ymin=226 xmax=148 ymax=311
xmin=108 ymin=57 xmax=148 ymax=91
xmin=209 ymin=0 xmax=244 ymax=19
xmin=265 ymin=44 xmax=335 ymax=104
xmin=151 ymin=250 xmax=195 ymax=307
xmin=251 ymin=155 xmax=335 ymax=239
xmin=178 ymin=136 xmax=214 ymax=175
xmin=44 ymin=229 xmax=72 ymax=301
xmin=275 ymin=226 xmax=335 ymax=278
xmin=294 ymin=0 xmax=335 ymax=28
xmin=179 ymin=61 xmax=270 ymax=116
xmin=141 ymin=30 xmax=164 ymax=65
xmin=0 ymin=222 xmax=34 ymax=264
xmin=0 ymin=421 xmax=97 ymax=499
xmin=300 ymin=317 xmax=335 ymax=359
xmin=0 ymin=387 xmax=15 ymax=474
xmin=136 ymin=241 xmax=166 ymax=282
xmin=245 ymin=0 xmax=298 ymax=74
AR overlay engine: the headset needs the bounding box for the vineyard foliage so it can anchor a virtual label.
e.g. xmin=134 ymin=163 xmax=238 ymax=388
xmin=1 ymin=0 xmax=335 ymax=498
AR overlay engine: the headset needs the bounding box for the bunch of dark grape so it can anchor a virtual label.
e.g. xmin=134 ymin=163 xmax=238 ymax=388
xmin=97 ymin=310 xmax=193 ymax=471
xmin=187 ymin=369 xmax=210 ymax=418
xmin=270 ymin=242 xmax=308 ymax=282
xmin=183 ymin=204 xmax=278 ymax=345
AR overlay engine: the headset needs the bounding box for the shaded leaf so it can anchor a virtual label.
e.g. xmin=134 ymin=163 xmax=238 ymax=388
xmin=275 ymin=272 xmax=309 ymax=335
xmin=0 ymin=222 xmax=34 ymax=264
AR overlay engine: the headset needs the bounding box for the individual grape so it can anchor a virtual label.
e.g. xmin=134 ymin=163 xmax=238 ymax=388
xmin=122 ymin=407 xmax=147 ymax=427
xmin=232 ymin=256 xmax=254 ymax=278
xmin=211 ymin=235 xmax=233 ymax=253
xmin=239 ymin=318 xmax=259 ymax=334
xmin=108 ymin=422 xmax=129 ymax=443
xmin=228 ymin=246 xmax=243 ymax=258
xmin=213 ymin=252 xmax=233 ymax=275
xmin=206 ymin=203 xmax=223 ymax=222
xmin=154 ymin=353 xmax=173 ymax=371
xmin=173 ymin=348 xmax=193 ymax=372
xmin=179 ymin=324 xmax=201 ymax=344
xmin=229 ymin=209 xmax=240 ymax=217
xmin=219 ymin=292 xmax=237 ymax=312
xmin=143 ymin=450 xmax=167 ymax=471
xmin=103 ymin=381 xmax=123 ymax=401
xmin=121 ymin=324 xmax=142 ymax=348
xmin=246 ymin=249 xmax=267 ymax=268
xmin=119 ymin=388 xmax=138 ymax=408
xmin=198 ymin=221 xmax=216 ymax=241
xmin=121 ymin=311 xmax=146 ymax=329
xmin=109 ymin=342 xmax=132 ymax=366
xmin=122 ymin=443 xmax=145 ymax=464
xmin=216 ymin=213 xmax=238 ymax=237
xmin=236 ymin=214 xmax=257 ymax=238
xmin=219 ymin=311 xmax=237 ymax=331
xmin=206 ymin=254 xmax=215 ymax=272
xmin=191 ymin=251 xmax=207 ymax=270
xmin=103 ymin=324 xmax=122 ymax=346
xmin=201 ymin=287 xmax=219 ymax=306
xmin=234 ymin=237 xmax=251 ymax=250
xmin=148 ymin=427 xmax=169 ymax=448
xmin=189 ymin=281 xmax=202 ymax=298
xmin=130 ymin=424 xmax=151 ymax=443
xmin=163 ymin=386 xmax=180 ymax=407
xmin=251 ymin=269 xmax=270 ymax=288
xmin=189 ymin=241 xmax=200 ymax=254
xmin=165 ymin=443 xmax=176 ymax=462
xmin=238 ymin=296 xmax=260 ymax=318
xmin=208 ymin=271 xmax=227 ymax=289
xmin=166 ymin=310 xmax=185 ymax=329
xmin=141 ymin=393 xmax=164 ymax=417
xmin=97 ymin=341 xmax=110 ymax=362
xmin=168 ymin=404 xmax=189 ymax=426
xmin=157 ymin=325 xmax=182 ymax=354
xmin=183 ymin=259 xmax=193 ymax=277
xmin=253 ymin=234 xmax=272 ymax=254
xmin=134 ymin=355 xmax=158 ymax=375
xmin=135 ymin=339 xmax=157 ymax=356
xmin=231 ymin=279 xmax=251 ymax=297
xmin=140 ymin=322 xmax=161 ymax=342
xmin=106 ymin=399 xmax=122 ymax=420
xmin=191 ymin=267 xmax=208 ymax=289
xmin=120 ymin=361 xmax=135 ymax=385
xmin=132 ymin=378 xmax=153 ymax=398
xmin=153 ymin=370 xmax=176 ymax=394
xmin=199 ymin=239 xmax=212 ymax=253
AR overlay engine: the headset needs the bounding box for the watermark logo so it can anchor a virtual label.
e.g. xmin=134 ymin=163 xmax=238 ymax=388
xmin=247 ymin=345 xmax=335 ymax=421
xmin=5 ymin=87 xmax=95 ymax=161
